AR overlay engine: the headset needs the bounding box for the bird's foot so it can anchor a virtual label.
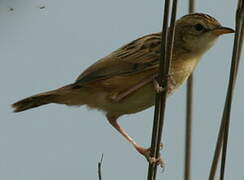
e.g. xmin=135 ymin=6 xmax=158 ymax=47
xmin=136 ymin=144 xmax=165 ymax=168
xmin=153 ymin=79 xmax=164 ymax=93
xmin=148 ymin=156 xmax=164 ymax=168
xmin=154 ymin=74 xmax=176 ymax=94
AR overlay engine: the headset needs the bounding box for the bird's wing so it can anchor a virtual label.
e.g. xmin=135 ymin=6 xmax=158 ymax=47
xmin=75 ymin=33 xmax=161 ymax=85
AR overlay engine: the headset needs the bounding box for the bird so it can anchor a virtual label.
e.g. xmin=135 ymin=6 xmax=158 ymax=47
xmin=12 ymin=13 xmax=234 ymax=164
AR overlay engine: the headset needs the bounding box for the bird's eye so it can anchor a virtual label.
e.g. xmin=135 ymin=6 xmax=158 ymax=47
xmin=194 ymin=24 xmax=204 ymax=31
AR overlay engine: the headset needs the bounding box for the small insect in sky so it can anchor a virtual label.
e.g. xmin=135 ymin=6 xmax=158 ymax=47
xmin=39 ymin=6 xmax=46 ymax=9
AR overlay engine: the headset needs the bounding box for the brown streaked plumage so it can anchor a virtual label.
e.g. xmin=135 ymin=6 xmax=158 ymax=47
xmin=12 ymin=13 xmax=234 ymax=164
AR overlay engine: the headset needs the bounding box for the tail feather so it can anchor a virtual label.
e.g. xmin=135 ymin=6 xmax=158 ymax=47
xmin=12 ymin=91 xmax=58 ymax=112
xmin=12 ymin=83 xmax=87 ymax=112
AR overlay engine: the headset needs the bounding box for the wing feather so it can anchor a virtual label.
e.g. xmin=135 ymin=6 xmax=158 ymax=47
xmin=75 ymin=33 xmax=161 ymax=84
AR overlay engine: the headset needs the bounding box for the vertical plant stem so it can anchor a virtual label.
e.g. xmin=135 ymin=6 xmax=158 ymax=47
xmin=184 ymin=1 xmax=195 ymax=180
xmin=147 ymin=0 xmax=178 ymax=179
xmin=208 ymin=1 xmax=244 ymax=179
xmin=219 ymin=1 xmax=244 ymax=179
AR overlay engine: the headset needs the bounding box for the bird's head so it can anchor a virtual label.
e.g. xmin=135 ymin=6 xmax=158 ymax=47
xmin=174 ymin=13 xmax=234 ymax=56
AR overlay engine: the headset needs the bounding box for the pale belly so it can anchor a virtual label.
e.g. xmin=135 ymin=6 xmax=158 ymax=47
xmin=92 ymin=70 xmax=192 ymax=116
xmin=100 ymin=83 xmax=156 ymax=116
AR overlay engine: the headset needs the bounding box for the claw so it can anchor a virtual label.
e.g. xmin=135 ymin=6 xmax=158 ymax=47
xmin=149 ymin=156 xmax=165 ymax=168
xmin=136 ymin=146 xmax=165 ymax=169
xmin=154 ymin=74 xmax=176 ymax=94
xmin=153 ymin=79 xmax=164 ymax=93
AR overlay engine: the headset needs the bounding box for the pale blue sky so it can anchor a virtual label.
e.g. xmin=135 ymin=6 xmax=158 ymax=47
xmin=0 ymin=0 xmax=243 ymax=179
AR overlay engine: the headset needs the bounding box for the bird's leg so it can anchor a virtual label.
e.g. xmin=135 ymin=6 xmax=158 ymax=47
xmin=106 ymin=114 xmax=164 ymax=167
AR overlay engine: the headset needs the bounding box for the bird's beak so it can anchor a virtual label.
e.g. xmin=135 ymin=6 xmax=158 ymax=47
xmin=212 ymin=26 xmax=235 ymax=35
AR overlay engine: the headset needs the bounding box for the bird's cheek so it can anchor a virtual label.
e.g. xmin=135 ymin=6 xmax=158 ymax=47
xmin=205 ymin=35 xmax=218 ymax=47
xmin=182 ymin=35 xmax=198 ymax=49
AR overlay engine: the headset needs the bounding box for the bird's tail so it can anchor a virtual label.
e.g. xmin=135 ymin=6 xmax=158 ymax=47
xmin=12 ymin=90 xmax=60 ymax=112
xmin=12 ymin=84 xmax=81 ymax=112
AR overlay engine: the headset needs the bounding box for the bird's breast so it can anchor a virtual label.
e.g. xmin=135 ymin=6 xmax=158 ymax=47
xmin=169 ymin=57 xmax=200 ymax=90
